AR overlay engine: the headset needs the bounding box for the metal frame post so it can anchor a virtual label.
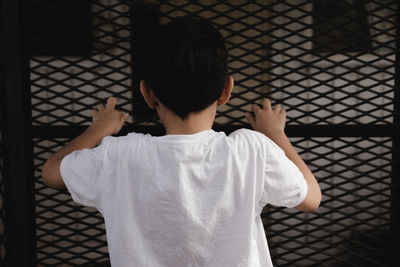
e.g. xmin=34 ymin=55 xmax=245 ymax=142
xmin=0 ymin=0 xmax=36 ymax=266
xmin=391 ymin=0 xmax=400 ymax=247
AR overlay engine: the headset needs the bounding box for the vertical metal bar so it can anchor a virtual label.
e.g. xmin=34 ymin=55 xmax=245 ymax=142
xmin=0 ymin=0 xmax=36 ymax=266
xmin=391 ymin=0 xmax=400 ymax=260
xmin=0 ymin=51 xmax=7 ymax=267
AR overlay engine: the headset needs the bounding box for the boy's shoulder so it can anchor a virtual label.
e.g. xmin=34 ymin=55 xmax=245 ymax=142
xmin=229 ymin=128 xmax=263 ymax=138
xmin=99 ymin=132 xmax=152 ymax=148
xmin=229 ymin=128 xmax=269 ymax=144
xmin=229 ymin=128 xmax=284 ymax=154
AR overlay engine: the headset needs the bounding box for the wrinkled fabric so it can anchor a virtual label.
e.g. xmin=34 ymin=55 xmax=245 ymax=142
xmin=60 ymin=129 xmax=307 ymax=267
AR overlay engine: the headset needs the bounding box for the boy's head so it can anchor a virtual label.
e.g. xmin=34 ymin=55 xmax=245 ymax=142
xmin=143 ymin=16 xmax=228 ymax=120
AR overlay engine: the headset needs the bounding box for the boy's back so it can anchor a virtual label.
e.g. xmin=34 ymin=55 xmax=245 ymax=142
xmin=60 ymin=129 xmax=307 ymax=266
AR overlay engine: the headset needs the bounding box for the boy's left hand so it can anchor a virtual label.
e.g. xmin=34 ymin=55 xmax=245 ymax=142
xmin=42 ymin=97 xmax=129 ymax=190
xmin=91 ymin=97 xmax=129 ymax=135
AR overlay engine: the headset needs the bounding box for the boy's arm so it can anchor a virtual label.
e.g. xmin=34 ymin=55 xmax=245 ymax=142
xmin=42 ymin=97 xmax=129 ymax=189
xmin=245 ymin=98 xmax=321 ymax=212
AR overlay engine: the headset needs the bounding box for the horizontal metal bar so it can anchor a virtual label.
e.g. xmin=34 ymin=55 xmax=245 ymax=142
xmin=218 ymin=124 xmax=400 ymax=138
xmin=31 ymin=124 xmax=400 ymax=139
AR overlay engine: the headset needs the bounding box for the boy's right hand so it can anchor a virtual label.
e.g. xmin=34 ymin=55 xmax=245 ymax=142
xmin=245 ymin=98 xmax=286 ymax=138
xmin=91 ymin=97 xmax=129 ymax=136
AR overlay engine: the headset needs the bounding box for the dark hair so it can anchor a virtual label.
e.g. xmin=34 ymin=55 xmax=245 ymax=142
xmin=144 ymin=16 xmax=228 ymax=119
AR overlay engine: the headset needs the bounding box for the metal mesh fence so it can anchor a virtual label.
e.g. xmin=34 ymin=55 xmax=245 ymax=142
xmin=34 ymin=138 xmax=108 ymax=266
xmin=26 ymin=0 xmax=399 ymax=266
xmin=266 ymin=137 xmax=395 ymax=266
xmin=29 ymin=0 xmax=397 ymax=127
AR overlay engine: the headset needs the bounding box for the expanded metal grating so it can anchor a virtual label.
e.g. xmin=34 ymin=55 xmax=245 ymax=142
xmin=34 ymin=138 xmax=108 ymax=266
xmin=265 ymin=137 xmax=395 ymax=266
xmin=25 ymin=0 xmax=399 ymax=266
xmin=29 ymin=0 xmax=397 ymax=127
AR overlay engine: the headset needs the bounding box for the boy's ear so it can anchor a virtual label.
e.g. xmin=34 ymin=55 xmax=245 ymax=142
xmin=140 ymin=80 xmax=158 ymax=109
xmin=217 ymin=76 xmax=234 ymax=105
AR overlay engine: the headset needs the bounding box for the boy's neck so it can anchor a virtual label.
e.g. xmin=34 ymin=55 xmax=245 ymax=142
xmin=157 ymin=102 xmax=217 ymax=135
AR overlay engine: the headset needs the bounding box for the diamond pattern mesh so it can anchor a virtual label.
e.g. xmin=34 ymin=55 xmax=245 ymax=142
xmin=29 ymin=0 xmax=397 ymax=126
xmin=29 ymin=0 xmax=133 ymax=126
xmin=27 ymin=0 xmax=399 ymax=266
xmin=265 ymin=137 xmax=395 ymax=266
xmin=34 ymin=138 xmax=109 ymax=266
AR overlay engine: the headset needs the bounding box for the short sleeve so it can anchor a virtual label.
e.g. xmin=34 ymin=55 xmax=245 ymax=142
xmin=60 ymin=143 xmax=105 ymax=208
xmin=261 ymin=138 xmax=308 ymax=208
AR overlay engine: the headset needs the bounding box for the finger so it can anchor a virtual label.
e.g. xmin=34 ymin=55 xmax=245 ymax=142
xmin=120 ymin=112 xmax=129 ymax=121
xmin=107 ymin=97 xmax=116 ymax=110
xmin=252 ymin=104 xmax=261 ymax=114
xmin=262 ymin=98 xmax=272 ymax=110
xmin=245 ymin=112 xmax=256 ymax=129
xmin=91 ymin=109 xmax=98 ymax=122
xmin=98 ymin=103 xmax=106 ymax=111
xmin=274 ymin=104 xmax=281 ymax=112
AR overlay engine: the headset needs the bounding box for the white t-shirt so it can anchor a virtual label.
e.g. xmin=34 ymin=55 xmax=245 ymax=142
xmin=60 ymin=128 xmax=307 ymax=267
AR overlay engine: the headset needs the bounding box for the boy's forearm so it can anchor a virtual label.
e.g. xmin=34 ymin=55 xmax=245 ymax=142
xmin=268 ymin=132 xmax=313 ymax=180
xmin=268 ymin=132 xmax=321 ymax=211
xmin=42 ymin=124 xmax=110 ymax=189
xmin=246 ymin=99 xmax=321 ymax=211
xmin=51 ymin=124 xmax=108 ymax=160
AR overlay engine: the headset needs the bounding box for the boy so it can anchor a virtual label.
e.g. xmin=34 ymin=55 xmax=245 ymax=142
xmin=42 ymin=16 xmax=321 ymax=266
